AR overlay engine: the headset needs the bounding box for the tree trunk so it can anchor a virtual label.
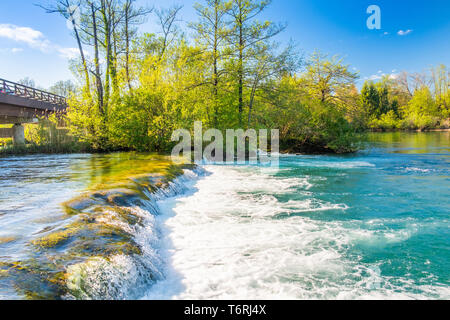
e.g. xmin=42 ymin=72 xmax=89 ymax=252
xmin=213 ymin=0 xmax=219 ymax=128
xmin=238 ymin=8 xmax=244 ymax=127
xmin=101 ymin=1 xmax=111 ymax=114
xmin=125 ymin=1 xmax=132 ymax=92
xmin=91 ymin=3 xmax=104 ymax=114
xmin=248 ymin=80 xmax=258 ymax=128
xmin=111 ymin=11 xmax=118 ymax=95
xmin=72 ymin=21 xmax=91 ymax=99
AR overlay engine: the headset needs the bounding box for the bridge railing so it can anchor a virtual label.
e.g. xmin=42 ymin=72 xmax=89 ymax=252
xmin=0 ymin=78 xmax=67 ymax=107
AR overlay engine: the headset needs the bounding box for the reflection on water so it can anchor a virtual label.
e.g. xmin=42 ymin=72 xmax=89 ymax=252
xmin=367 ymin=131 xmax=450 ymax=154
xmin=71 ymin=153 xmax=173 ymax=190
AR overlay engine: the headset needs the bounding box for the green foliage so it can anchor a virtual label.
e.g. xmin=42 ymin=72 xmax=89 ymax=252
xmin=369 ymin=110 xmax=400 ymax=130
xmin=46 ymin=0 xmax=368 ymax=155
xmin=405 ymin=87 xmax=439 ymax=116
xmin=258 ymin=76 xmax=360 ymax=153
xmin=25 ymin=121 xmax=51 ymax=145
xmin=0 ymin=138 xmax=13 ymax=149
xmin=66 ymin=94 xmax=108 ymax=150
xmin=304 ymin=51 xmax=359 ymax=103
xmin=0 ymin=142 xmax=91 ymax=156
xmin=361 ymin=81 xmax=381 ymax=118
xmin=304 ymin=101 xmax=360 ymax=153
xmin=399 ymin=87 xmax=440 ymax=130
xmin=378 ymin=85 xmax=390 ymax=115
xmin=0 ymin=115 xmax=87 ymax=157
xmin=25 ymin=115 xmax=74 ymax=146
xmin=362 ymin=74 xmax=449 ymax=131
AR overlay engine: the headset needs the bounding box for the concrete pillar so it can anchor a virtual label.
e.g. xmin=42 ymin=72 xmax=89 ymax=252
xmin=12 ymin=124 xmax=25 ymax=145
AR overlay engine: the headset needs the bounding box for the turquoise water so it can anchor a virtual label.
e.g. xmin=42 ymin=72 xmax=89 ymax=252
xmin=274 ymin=132 xmax=450 ymax=297
xmin=281 ymin=132 xmax=450 ymax=282
xmin=0 ymin=132 xmax=449 ymax=299
xmin=145 ymin=132 xmax=450 ymax=299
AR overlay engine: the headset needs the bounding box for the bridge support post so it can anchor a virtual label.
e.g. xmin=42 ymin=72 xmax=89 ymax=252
xmin=12 ymin=124 xmax=25 ymax=145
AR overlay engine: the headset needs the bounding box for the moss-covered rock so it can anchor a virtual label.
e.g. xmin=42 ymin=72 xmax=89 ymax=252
xmin=32 ymin=229 xmax=76 ymax=249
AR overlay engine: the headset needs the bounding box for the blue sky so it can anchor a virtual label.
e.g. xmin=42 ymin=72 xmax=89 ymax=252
xmin=1 ymin=0 xmax=449 ymax=89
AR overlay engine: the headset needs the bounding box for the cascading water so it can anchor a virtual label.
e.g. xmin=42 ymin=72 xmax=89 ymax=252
xmin=64 ymin=168 xmax=206 ymax=300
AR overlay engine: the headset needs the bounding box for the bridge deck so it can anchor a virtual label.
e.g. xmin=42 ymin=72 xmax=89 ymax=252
xmin=0 ymin=78 xmax=67 ymax=124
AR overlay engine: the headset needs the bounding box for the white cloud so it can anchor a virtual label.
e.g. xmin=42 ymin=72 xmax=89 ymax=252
xmin=366 ymin=72 xmax=399 ymax=81
xmin=0 ymin=23 xmax=78 ymax=60
xmin=389 ymin=73 xmax=399 ymax=80
xmin=369 ymin=74 xmax=382 ymax=81
xmin=0 ymin=24 xmax=51 ymax=52
xmin=383 ymin=32 xmax=389 ymax=36
xmin=397 ymin=29 xmax=413 ymax=36
xmin=58 ymin=47 xmax=79 ymax=59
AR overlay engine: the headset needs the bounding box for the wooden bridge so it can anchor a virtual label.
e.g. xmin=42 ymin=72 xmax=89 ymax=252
xmin=0 ymin=78 xmax=68 ymax=144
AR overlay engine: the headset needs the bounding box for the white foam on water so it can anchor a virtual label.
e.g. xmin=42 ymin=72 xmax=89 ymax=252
xmin=141 ymin=165 xmax=450 ymax=300
xmin=404 ymin=167 xmax=432 ymax=173
xmin=281 ymin=159 xmax=376 ymax=169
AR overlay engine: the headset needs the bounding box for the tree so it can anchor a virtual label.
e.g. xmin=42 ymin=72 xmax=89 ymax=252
xmin=304 ymin=51 xmax=358 ymax=104
xmin=335 ymin=84 xmax=368 ymax=130
xmin=431 ymin=64 xmax=449 ymax=116
xmin=401 ymin=87 xmax=439 ymax=130
xmin=123 ymin=0 xmax=152 ymax=91
xmin=49 ymin=80 xmax=77 ymax=97
xmin=97 ymin=0 xmax=120 ymax=107
xmin=228 ymin=0 xmax=285 ymax=126
xmin=76 ymin=0 xmax=104 ymax=113
xmin=407 ymin=87 xmax=439 ymax=116
xmin=155 ymin=5 xmax=183 ymax=61
xmin=377 ymin=84 xmax=390 ymax=115
xmin=18 ymin=77 xmax=36 ymax=88
xmin=246 ymin=42 xmax=299 ymax=127
xmin=360 ymin=81 xmax=380 ymax=118
xmin=257 ymin=75 xmax=359 ymax=153
xmin=39 ymin=0 xmax=92 ymax=99
xmin=191 ymin=0 xmax=231 ymax=127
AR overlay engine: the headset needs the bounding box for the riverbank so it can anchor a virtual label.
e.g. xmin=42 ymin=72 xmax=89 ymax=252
xmin=0 ymin=137 xmax=361 ymax=158
xmin=0 ymin=128 xmax=446 ymax=158
xmin=0 ymin=142 xmax=92 ymax=156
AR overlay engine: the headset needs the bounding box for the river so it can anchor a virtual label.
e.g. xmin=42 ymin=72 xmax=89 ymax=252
xmin=0 ymin=132 xmax=449 ymax=299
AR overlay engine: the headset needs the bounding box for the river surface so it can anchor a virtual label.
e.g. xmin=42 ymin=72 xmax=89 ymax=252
xmin=0 ymin=132 xmax=449 ymax=299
